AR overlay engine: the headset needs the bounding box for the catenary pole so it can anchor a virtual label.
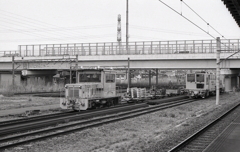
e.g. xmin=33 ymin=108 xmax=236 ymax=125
xmin=12 ymin=56 xmax=15 ymax=87
xmin=216 ymin=37 xmax=221 ymax=105
xmin=70 ymin=61 xmax=72 ymax=84
xmin=76 ymin=55 xmax=78 ymax=83
xmin=127 ymin=57 xmax=130 ymax=92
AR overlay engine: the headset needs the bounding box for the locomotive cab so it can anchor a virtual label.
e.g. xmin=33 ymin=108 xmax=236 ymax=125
xmin=60 ymin=69 xmax=121 ymax=111
xmin=186 ymin=72 xmax=224 ymax=98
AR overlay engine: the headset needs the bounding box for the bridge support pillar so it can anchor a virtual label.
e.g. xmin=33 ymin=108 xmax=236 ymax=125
xmin=224 ymin=75 xmax=238 ymax=92
xmin=221 ymin=69 xmax=240 ymax=92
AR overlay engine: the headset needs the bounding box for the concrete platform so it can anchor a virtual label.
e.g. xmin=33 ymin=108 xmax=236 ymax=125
xmin=204 ymin=115 xmax=240 ymax=152
xmin=0 ymin=104 xmax=60 ymax=117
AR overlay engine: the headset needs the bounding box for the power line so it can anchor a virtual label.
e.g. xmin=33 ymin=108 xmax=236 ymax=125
xmin=0 ymin=33 xmax=116 ymax=42
xmin=0 ymin=23 xmax=115 ymax=33
xmin=158 ymin=0 xmax=239 ymax=60
xmin=0 ymin=10 xmax=115 ymax=41
xmin=180 ymin=0 xmax=239 ymax=55
xmin=0 ymin=14 xmax=90 ymax=39
xmin=158 ymin=0 xmax=216 ymax=39
xmin=129 ymin=25 xmax=208 ymax=37
xmin=181 ymin=0 xmax=225 ymax=39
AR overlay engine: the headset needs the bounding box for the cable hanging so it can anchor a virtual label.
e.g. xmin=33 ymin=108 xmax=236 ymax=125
xmin=181 ymin=0 xmax=225 ymax=39
xmin=158 ymin=0 xmax=240 ymax=62
xmin=181 ymin=0 xmax=240 ymax=61
xmin=158 ymin=0 xmax=215 ymax=39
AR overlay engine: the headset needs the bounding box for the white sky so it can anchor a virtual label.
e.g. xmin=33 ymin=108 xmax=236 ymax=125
xmin=0 ymin=0 xmax=240 ymax=51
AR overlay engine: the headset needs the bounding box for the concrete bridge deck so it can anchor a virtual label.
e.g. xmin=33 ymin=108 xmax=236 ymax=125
xmin=1 ymin=53 xmax=240 ymax=70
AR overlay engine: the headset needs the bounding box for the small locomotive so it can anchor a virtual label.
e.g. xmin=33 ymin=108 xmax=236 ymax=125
xmin=60 ymin=68 xmax=121 ymax=111
xmin=186 ymin=72 xmax=224 ymax=98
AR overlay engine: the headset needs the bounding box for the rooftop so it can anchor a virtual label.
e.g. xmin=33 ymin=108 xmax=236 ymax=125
xmin=222 ymin=0 xmax=240 ymax=27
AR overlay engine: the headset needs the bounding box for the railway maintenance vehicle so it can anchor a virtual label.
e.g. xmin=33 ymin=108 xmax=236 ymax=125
xmin=60 ymin=68 xmax=122 ymax=111
xmin=186 ymin=71 xmax=224 ymax=98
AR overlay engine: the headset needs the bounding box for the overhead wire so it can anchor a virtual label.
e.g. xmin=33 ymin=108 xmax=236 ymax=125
xmin=158 ymin=0 xmax=240 ymax=62
xmin=181 ymin=0 xmax=225 ymax=39
xmin=0 ymin=9 xmax=98 ymax=34
xmin=158 ymin=0 xmax=216 ymax=39
xmin=0 ymin=10 xmax=116 ymax=42
xmin=180 ymin=0 xmax=240 ymax=62
xmin=0 ymin=11 xmax=85 ymax=39
xmin=0 ymin=24 xmax=115 ymax=33
xmin=0 ymin=34 xmax=116 ymax=43
xmin=0 ymin=24 xmax=116 ymax=42
xmin=1 ymin=12 xmax=80 ymax=37
xmin=130 ymin=35 xmax=165 ymax=40
xmin=129 ymin=25 xmax=208 ymax=37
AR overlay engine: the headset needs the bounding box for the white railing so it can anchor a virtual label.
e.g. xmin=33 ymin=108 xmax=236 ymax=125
xmin=2 ymin=39 xmax=239 ymax=57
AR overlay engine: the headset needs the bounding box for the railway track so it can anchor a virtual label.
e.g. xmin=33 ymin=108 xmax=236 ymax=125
xmin=0 ymin=95 xmax=187 ymax=128
xmin=13 ymin=91 xmax=63 ymax=95
xmin=0 ymin=103 xmax=147 ymax=136
xmin=168 ymin=102 xmax=240 ymax=152
xmin=0 ymin=97 xmax=195 ymax=150
xmin=0 ymin=102 xmax=138 ymax=128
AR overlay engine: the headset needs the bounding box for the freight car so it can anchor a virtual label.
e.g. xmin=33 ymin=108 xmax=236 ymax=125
xmin=186 ymin=72 xmax=224 ymax=98
xmin=60 ymin=68 xmax=121 ymax=111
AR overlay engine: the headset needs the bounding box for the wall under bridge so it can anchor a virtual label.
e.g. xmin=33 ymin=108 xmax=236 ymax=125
xmin=221 ymin=69 xmax=240 ymax=91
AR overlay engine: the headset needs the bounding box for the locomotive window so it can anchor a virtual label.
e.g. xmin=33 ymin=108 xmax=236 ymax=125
xmin=106 ymin=74 xmax=115 ymax=83
xmin=196 ymin=84 xmax=204 ymax=88
xmin=196 ymin=74 xmax=204 ymax=82
xmin=79 ymin=73 xmax=101 ymax=82
xmin=187 ymin=74 xmax=195 ymax=82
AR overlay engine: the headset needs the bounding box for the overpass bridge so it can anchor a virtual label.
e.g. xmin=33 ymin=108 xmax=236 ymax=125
xmin=0 ymin=39 xmax=240 ymax=70
xmin=0 ymin=39 xmax=240 ymax=91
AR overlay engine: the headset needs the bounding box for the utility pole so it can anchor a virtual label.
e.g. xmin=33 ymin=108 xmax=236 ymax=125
xmin=12 ymin=56 xmax=15 ymax=87
xmin=76 ymin=55 xmax=78 ymax=83
xmin=127 ymin=58 xmax=130 ymax=92
xmin=216 ymin=37 xmax=221 ymax=105
xmin=70 ymin=61 xmax=72 ymax=84
xmin=126 ymin=0 xmax=129 ymax=54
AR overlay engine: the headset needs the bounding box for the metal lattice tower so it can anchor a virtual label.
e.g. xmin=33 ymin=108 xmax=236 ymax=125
xmin=117 ymin=14 xmax=122 ymax=54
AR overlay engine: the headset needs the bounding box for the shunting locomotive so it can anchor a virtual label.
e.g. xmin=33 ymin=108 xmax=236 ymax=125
xmin=186 ymin=72 xmax=224 ymax=98
xmin=60 ymin=67 xmax=121 ymax=111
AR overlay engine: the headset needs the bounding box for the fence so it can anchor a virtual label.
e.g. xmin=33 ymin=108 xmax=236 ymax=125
xmin=1 ymin=39 xmax=240 ymax=57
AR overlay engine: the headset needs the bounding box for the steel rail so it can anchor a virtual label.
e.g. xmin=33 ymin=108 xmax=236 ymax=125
xmin=0 ymin=102 xmax=134 ymax=128
xmin=0 ymin=98 xmax=196 ymax=150
xmin=0 ymin=111 xmax=74 ymax=128
xmin=168 ymin=102 xmax=240 ymax=152
xmin=13 ymin=91 xmax=63 ymax=95
xmin=0 ymin=95 xmax=186 ymax=129
xmin=0 ymin=103 xmax=148 ymax=137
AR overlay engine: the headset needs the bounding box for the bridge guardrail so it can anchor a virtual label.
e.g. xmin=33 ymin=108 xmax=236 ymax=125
xmin=0 ymin=51 xmax=20 ymax=57
xmin=1 ymin=39 xmax=239 ymax=57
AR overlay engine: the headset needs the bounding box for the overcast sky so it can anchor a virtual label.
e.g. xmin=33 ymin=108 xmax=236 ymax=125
xmin=0 ymin=0 xmax=240 ymax=51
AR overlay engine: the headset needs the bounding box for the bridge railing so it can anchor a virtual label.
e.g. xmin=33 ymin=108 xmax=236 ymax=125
xmin=12 ymin=39 xmax=240 ymax=57
xmin=0 ymin=50 xmax=20 ymax=57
